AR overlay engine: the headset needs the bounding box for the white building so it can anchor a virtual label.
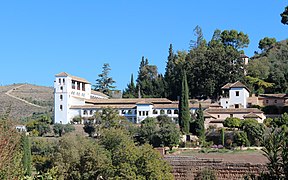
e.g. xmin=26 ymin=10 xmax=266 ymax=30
xmin=54 ymin=72 xmax=200 ymax=124
xmin=220 ymin=81 xmax=250 ymax=109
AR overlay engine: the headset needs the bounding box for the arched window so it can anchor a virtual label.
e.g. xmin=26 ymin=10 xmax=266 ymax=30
xmin=90 ymin=110 xmax=93 ymax=115
xmin=167 ymin=109 xmax=172 ymax=114
xmin=83 ymin=110 xmax=87 ymax=115
xmin=160 ymin=109 xmax=165 ymax=114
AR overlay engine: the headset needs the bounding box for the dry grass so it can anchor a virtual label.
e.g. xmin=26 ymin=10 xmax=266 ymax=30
xmin=0 ymin=84 xmax=53 ymax=120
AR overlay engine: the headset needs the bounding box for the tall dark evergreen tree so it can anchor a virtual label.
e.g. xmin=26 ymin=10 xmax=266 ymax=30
xmin=21 ymin=135 xmax=31 ymax=176
xmin=94 ymin=63 xmax=116 ymax=95
xmin=195 ymin=104 xmax=205 ymax=142
xmin=178 ymin=71 xmax=190 ymax=134
xmin=136 ymin=56 xmax=165 ymax=97
xmin=123 ymin=74 xmax=136 ymax=98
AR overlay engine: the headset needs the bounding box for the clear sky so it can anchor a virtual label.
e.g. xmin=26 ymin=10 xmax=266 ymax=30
xmin=0 ymin=1 xmax=287 ymax=90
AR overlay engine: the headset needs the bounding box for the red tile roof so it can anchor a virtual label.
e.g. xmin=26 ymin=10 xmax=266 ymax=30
xmin=55 ymin=72 xmax=90 ymax=84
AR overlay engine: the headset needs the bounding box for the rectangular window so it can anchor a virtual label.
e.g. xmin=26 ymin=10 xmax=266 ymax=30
xmin=82 ymin=84 xmax=85 ymax=91
xmin=235 ymin=104 xmax=239 ymax=108
xmin=266 ymin=100 xmax=269 ymax=104
xmin=60 ymin=105 xmax=63 ymax=111
xmin=275 ymin=100 xmax=277 ymax=103
xmin=77 ymin=82 xmax=80 ymax=90
xmin=236 ymin=91 xmax=239 ymax=96
xmin=58 ymin=78 xmax=61 ymax=84
xmin=139 ymin=111 xmax=141 ymax=116
xmin=230 ymin=114 xmax=233 ymax=117
xmin=72 ymin=81 xmax=75 ymax=89
xmin=60 ymin=95 xmax=63 ymax=100
xmin=146 ymin=111 xmax=148 ymax=116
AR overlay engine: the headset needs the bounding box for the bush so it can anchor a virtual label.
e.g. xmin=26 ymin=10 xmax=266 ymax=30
xmin=195 ymin=168 xmax=216 ymax=180
xmin=223 ymin=117 xmax=241 ymax=128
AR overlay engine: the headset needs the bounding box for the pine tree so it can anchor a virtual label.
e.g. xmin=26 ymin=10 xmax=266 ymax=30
xmin=94 ymin=63 xmax=116 ymax=95
xmin=178 ymin=71 xmax=190 ymax=134
xmin=21 ymin=135 xmax=31 ymax=176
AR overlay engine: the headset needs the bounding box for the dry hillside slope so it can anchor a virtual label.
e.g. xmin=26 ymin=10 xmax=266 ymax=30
xmin=0 ymin=84 xmax=54 ymax=120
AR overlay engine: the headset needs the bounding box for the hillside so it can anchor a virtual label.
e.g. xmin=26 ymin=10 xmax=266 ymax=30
xmin=0 ymin=83 xmax=54 ymax=120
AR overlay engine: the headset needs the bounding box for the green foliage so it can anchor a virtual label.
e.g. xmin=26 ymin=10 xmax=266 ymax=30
xmin=234 ymin=131 xmax=250 ymax=147
xmin=53 ymin=123 xmax=75 ymax=137
xmin=25 ymin=113 xmax=52 ymax=136
xmin=138 ymin=117 xmax=160 ymax=147
xmin=31 ymin=138 xmax=55 ymax=173
xmin=195 ymin=104 xmax=205 ymax=143
xmin=83 ymin=123 xmax=96 ymax=137
xmin=281 ymin=6 xmax=288 ymax=25
xmin=241 ymin=119 xmax=264 ymax=146
xmin=159 ymin=122 xmax=180 ymax=150
xmin=223 ymin=117 xmax=242 ymax=128
xmin=258 ymin=37 xmax=276 ymax=51
xmin=21 ymin=135 xmax=32 ymax=176
xmin=179 ymin=71 xmax=190 ymax=134
xmin=262 ymin=105 xmax=280 ymax=114
xmin=194 ymin=168 xmax=217 ymax=180
xmin=94 ymin=63 xmax=116 ymax=95
xmin=123 ymin=74 xmax=137 ymax=98
xmin=220 ymin=29 xmax=249 ymax=49
xmin=136 ymin=56 xmax=165 ymax=98
xmin=220 ymin=128 xmax=225 ymax=146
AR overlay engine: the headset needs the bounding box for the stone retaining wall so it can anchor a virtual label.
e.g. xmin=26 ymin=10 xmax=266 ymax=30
xmin=165 ymin=156 xmax=267 ymax=180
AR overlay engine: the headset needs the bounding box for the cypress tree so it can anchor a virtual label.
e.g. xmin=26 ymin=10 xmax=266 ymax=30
xmin=21 ymin=134 xmax=31 ymax=176
xmin=196 ymin=103 xmax=205 ymax=142
xmin=178 ymin=70 xmax=190 ymax=134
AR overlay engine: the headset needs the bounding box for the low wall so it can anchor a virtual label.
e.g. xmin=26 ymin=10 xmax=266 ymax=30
xmin=165 ymin=156 xmax=267 ymax=180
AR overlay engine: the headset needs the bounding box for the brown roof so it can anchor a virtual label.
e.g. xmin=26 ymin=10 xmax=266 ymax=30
xmin=259 ymin=94 xmax=288 ymax=99
xmin=55 ymin=72 xmax=90 ymax=84
xmin=221 ymin=81 xmax=250 ymax=92
xmin=85 ymin=98 xmax=172 ymax=105
xmin=70 ymin=104 xmax=136 ymax=109
xmin=240 ymin=54 xmax=249 ymax=58
xmin=90 ymin=90 xmax=109 ymax=98
xmin=204 ymin=112 xmax=217 ymax=119
xmin=204 ymin=108 xmax=263 ymax=114
xmin=243 ymin=112 xmax=261 ymax=119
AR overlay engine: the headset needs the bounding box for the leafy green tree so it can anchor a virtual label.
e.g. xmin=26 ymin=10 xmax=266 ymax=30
xmin=223 ymin=117 xmax=241 ymax=128
xmin=53 ymin=123 xmax=64 ymax=137
xmin=21 ymin=135 xmax=32 ymax=176
xmin=159 ymin=123 xmax=180 ymax=150
xmin=241 ymin=119 xmax=265 ymax=146
xmin=179 ymin=70 xmax=190 ymax=134
xmin=258 ymin=37 xmax=276 ymax=51
xmin=94 ymin=63 xmax=116 ymax=95
xmin=234 ymin=131 xmax=249 ymax=146
xmin=138 ymin=117 xmax=160 ymax=147
xmin=246 ymin=58 xmax=270 ymax=80
xmin=281 ymin=6 xmax=288 ymax=25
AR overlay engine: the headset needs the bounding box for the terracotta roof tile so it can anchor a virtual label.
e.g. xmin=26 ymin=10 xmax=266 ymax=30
xmin=204 ymin=108 xmax=263 ymax=114
xmin=221 ymin=81 xmax=250 ymax=92
xmin=55 ymin=72 xmax=90 ymax=84
xmin=90 ymin=90 xmax=109 ymax=98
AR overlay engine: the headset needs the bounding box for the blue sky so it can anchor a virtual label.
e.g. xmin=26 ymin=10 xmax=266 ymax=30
xmin=0 ymin=1 xmax=287 ymax=90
